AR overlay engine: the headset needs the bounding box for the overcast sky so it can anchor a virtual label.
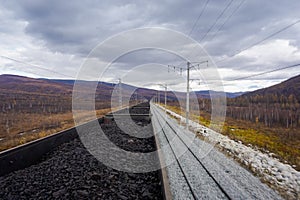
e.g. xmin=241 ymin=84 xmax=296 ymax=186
xmin=0 ymin=0 xmax=300 ymax=92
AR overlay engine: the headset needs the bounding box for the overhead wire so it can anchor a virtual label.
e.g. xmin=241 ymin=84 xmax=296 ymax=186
xmin=199 ymin=0 xmax=234 ymax=43
xmin=207 ymin=0 xmax=246 ymax=42
xmin=3 ymin=3 xmax=298 ymax=86
xmin=0 ymin=55 xmax=75 ymax=78
xmin=1 ymin=67 xmax=58 ymax=79
xmin=200 ymin=62 xmax=300 ymax=88
xmin=227 ymin=63 xmax=300 ymax=81
xmin=168 ymin=0 xmax=234 ymax=75
xmin=169 ymin=2 xmax=300 ymax=90
xmin=175 ymin=0 xmax=211 ymax=69
xmin=216 ymin=19 xmax=300 ymax=63
xmin=174 ymin=0 xmax=236 ymax=71
xmin=188 ymin=0 xmax=210 ymax=36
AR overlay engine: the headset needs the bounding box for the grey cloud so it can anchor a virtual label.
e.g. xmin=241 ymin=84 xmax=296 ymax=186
xmin=1 ymin=0 xmax=300 ymax=91
xmin=3 ymin=0 xmax=300 ymax=58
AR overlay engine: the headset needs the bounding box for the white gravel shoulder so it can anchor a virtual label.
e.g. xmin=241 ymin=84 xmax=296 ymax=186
xmin=156 ymin=104 xmax=300 ymax=200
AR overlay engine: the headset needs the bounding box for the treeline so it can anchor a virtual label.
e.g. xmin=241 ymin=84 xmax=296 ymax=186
xmin=168 ymin=93 xmax=300 ymax=129
xmin=0 ymin=91 xmax=115 ymax=140
xmin=194 ymin=93 xmax=300 ymax=129
xmin=0 ymin=92 xmax=72 ymax=114
xmin=0 ymin=90 xmax=115 ymax=115
xmin=227 ymin=94 xmax=300 ymax=128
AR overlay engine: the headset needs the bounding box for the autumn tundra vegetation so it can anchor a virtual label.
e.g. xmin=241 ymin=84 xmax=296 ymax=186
xmin=0 ymin=74 xmax=299 ymax=170
xmin=0 ymin=75 xmax=118 ymax=151
xmin=167 ymin=75 xmax=300 ymax=170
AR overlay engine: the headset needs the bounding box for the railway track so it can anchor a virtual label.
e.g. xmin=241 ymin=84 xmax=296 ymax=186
xmin=0 ymin=102 xmax=283 ymax=199
xmin=151 ymin=103 xmax=282 ymax=200
xmin=151 ymin=104 xmax=229 ymax=199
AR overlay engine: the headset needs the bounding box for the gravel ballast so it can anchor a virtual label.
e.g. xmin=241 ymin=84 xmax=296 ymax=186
xmin=151 ymin=103 xmax=283 ymax=200
xmin=0 ymin=103 xmax=163 ymax=199
xmin=157 ymin=103 xmax=299 ymax=200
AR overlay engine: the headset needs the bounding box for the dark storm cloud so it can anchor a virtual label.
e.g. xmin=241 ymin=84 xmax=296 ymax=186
xmin=0 ymin=0 xmax=235 ymax=56
xmin=2 ymin=0 xmax=147 ymax=54
xmin=1 ymin=0 xmax=300 ymax=91
xmin=3 ymin=0 xmax=300 ymax=57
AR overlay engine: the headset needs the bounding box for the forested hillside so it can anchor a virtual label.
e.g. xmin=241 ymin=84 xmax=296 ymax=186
xmin=0 ymin=75 xmax=133 ymax=151
xmin=227 ymin=75 xmax=300 ymax=128
xmin=0 ymin=74 xmax=164 ymax=151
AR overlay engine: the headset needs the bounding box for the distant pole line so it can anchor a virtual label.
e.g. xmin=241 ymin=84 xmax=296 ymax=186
xmin=186 ymin=62 xmax=190 ymax=129
xmin=118 ymin=78 xmax=122 ymax=108
xmin=158 ymin=84 xmax=168 ymax=113
xmin=158 ymin=90 xmax=160 ymax=104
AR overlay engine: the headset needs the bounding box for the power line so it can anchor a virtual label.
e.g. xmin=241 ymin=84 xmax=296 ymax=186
xmin=1 ymin=64 xmax=60 ymax=79
xmin=217 ymin=19 xmax=300 ymax=63
xmin=196 ymin=63 xmax=300 ymax=88
xmin=188 ymin=0 xmax=210 ymax=36
xmin=207 ymin=0 xmax=246 ymax=42
xmin=178 ymin=0 xmax=242 ymax=68
xmin=229 ymin=63 xmax=300 ymax=81
xmin=0 ymin=55 xmax=74 ymax=78
xmin=199 ymin=0 xmax=234 ymax=43
xmin=174 ymin=0 xmax=210 ymax=68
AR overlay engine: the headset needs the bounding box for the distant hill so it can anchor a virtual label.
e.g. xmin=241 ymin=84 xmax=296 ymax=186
xmin=0 ymin=74 xmax=72 ymax=94
xmin=226 ymin=74 xmax=300 ymax=130
xmin=5 ymin=74 xmax=299 ymax=101
xmin=195 ymin=90 xmax=245 ymax=98
xmin=0 ymin=74 xmax=245 ymax=100
xmin=226 ymin=92 xmax=245 ymax=98
xmin=240 ymin=74 xmax=300 ymax=101
xmin=40 ymin=79 xmax=75 ymax=85
xmin=43 ymin=79 xmax=117 ymax=88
